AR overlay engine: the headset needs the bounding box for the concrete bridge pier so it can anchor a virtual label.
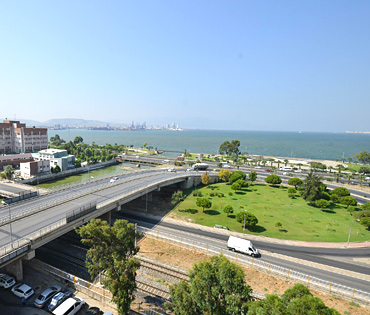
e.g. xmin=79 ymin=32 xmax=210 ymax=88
xmin=5 ymin=250 xmax=35 ymax=281
xmin=99 ymin=211 xmax=112 ymax=226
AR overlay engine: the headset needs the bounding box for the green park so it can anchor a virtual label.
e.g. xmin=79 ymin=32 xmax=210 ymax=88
xmin=170 ymin=170 xmax=370 ymax=243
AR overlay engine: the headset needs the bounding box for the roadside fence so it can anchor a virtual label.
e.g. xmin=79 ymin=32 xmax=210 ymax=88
xmin=27 ymin=259 xmax=167 ymax=315
xmin=137 ymin=227 xmax=370 ymax=306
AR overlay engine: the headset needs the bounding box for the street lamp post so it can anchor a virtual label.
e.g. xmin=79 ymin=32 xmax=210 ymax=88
xmin=347 ymin=219 xmax=353 ymax=246
xmin=8 ymin=204 xmax=13 ymax=245
xmin=243 ymin=209 xmax=247 ymax=234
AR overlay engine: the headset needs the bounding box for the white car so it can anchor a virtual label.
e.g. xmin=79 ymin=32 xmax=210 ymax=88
xmin=34 ymin=285 xmax=61 ymax=308
xmin=0 ymin=273 xmax=16 ymax=289
xmin=294 ymin=169 xmax=303 ymax=173
xmin=255 ymin=166 xmax=262 ymax=169
xmin=53 ymin=296 xmax=85 ymax=315
xmin=223 ymin=164 xmax=232 ymax=168
xmin=168 ymin=168 xmax=176 ymax=172
xmin=109 ymin=177 xmax=119 ymax=183
xmin=11 ymin=283 xmax=34 ymax=299
xmin=186 ymin=168 xmax=195 ymax=172
xmin=162 ymin=159 xmax=170 ymax=163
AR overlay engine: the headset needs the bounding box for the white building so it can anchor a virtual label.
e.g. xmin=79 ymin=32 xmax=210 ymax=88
xmin=32 ymin=149 xmax=75 ymax=171
xmin=20 ymin=160 xmax=50 ymax=178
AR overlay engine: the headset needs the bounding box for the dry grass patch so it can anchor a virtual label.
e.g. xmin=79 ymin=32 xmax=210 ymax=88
xmin=138 ymin=236 xmax=370 ymax=315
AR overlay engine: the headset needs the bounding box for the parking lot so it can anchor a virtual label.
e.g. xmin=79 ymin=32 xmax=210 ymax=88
xmin=0 ymin=264 xmax=116 ymax=315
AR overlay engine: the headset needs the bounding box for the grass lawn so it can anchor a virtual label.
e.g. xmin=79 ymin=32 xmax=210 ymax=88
xmin=170 ymin=182 xmax=370 ymax=242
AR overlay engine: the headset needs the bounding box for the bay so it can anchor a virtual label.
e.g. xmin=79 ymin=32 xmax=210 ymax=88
xmin=48 ymin=129 xmax=370 ymax=161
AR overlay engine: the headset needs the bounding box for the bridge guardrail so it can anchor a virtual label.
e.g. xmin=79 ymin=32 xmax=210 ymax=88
xmin=0 ymin=170 xmax=169 ymax=227
xmin=138 ymin=226 xmax=370 ymax=305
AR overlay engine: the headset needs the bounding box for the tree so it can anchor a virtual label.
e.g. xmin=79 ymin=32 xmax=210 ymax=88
xmin=330 ymin=194 xmax=340 ymax=203
xmin=361 ymin=203 xmax=370 ymax=211
xmin=301 ymin=172 xmax=322 ymax=204
xmin=231 ymin=182 xmax=242 ymax=193
xmin=340 ymin=196 xmax=357 ymax=207
xmin=247 ymin=294 xmax=286 ymax=315
xmin=315 ymin=199 xmax=330 ymax=211
xmin=248 ymin=170 xmax=257 ymax=184
xmin=269 ymin=158 xmax=275 ymax=167
xmin=201 ymin=172 xmax=211 ymax=185
xmin=360 ymin=217 xmax=370 ymax=230
xmin=223 ymin=205 xmax=234 ymax=217
xmin=358 ymin=166 xmax=370 ymax=174
xmin=284 ymin=159 xmax=289 ymax=166
xmin=354 ymin=150 xmax=370 ymax=165
xmin=4 ymin=165 xmax=14 ymax=180
xmin=229 ymin=170 xmax=246 ymax=184
xmin=169 ymin=255 xmax=251 ymax=315
xmin=235 ymin=179 xmax=248 ymax=188
xmin=288 ymin=187 xmax=296 ymax=198
xmin=331 ymin=187 xmax=350 ymax=197
xmin=218 ymin=169 xmax=231 ymax=182
xmin=236 ymin=212 xmax=258 ymax=229
xmin=288 ymin=177 xmax=303 ymax=189
xmin=196 ymin=197 xmax=212 ymax=212
xmin=143 ymin=142 xmax=147 ymax=148
xmin=73 ymin=136 xmax=83 ymax=144
xmin=219 ymin=140 xmax=241 ymax=157
xmin=264 ymin=174 xmax=282 ymax=186
xmin=172 ymin=190 xmax=185 ymax=206
xmin=310 ymin=162 xmax=327 ymax=171
xmin=54 ymin=165 xmax=61 ymax=173
xmin=76 ymin=219 xmax=140 ymax=315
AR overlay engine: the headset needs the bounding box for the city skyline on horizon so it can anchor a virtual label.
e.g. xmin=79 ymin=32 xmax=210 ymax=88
xmin=1 ymin=1 xmax=369 ymax=132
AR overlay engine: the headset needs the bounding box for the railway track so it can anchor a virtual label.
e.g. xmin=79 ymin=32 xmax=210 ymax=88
xmin=37 ymin=246 xmax=86 ymax=269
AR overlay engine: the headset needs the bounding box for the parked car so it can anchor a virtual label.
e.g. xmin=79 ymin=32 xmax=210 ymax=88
xmin=52 ymin=296 xmax=85 ymax=315
xmin=0 ymin=273 xmax=16 ymax=289
xmin=109 ymin=177 xmax=119 ymax=183
xmin=46 ymin=289 xmax=73 ymax=312
xmin=11 ymin=283 xmax=34 ymax=299
xmin=222 ymin=164 xmax=232 ymax=168
xmin=85 ymin=306 xmax=104 ymax=315
xmin=103 ymin=312 xmax=113 ymax=315
xmin=34 ymin=285 xmax=62 ymax=308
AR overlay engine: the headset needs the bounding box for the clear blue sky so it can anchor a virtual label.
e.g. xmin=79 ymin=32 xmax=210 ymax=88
xmin=1 ymin=1 xmax=369 ymax=132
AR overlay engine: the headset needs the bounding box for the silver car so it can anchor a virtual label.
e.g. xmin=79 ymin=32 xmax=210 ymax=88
xmin=0 ymin=273 xmax=16 ymax=289
xmin=34 ymin=285 xmax=61 ymax=308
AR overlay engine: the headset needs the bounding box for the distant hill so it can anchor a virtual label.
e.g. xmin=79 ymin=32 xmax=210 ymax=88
xmin=1 ymin=118 xmax=127 ymax=128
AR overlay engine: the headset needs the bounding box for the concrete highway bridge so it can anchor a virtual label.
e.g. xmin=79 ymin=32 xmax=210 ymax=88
xmin=0 ymin=169 xmax=211 ymax=280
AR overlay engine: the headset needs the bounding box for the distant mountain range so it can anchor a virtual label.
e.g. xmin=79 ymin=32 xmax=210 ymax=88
xmin=2 ymin=118 xmax=128 ymax=128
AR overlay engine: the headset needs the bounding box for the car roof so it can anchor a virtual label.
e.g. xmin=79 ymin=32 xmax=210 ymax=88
xmin=17 ymin=283 xmax=31 ymax=291
xmin=0 ymin=273 xmax=13 ymax=280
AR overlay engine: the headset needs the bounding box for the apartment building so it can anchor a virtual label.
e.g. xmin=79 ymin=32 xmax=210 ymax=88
xmin=0 ymin=120 xmax=48 ymax=154
xmin=0 ymin=153 xmax=33 ymax=171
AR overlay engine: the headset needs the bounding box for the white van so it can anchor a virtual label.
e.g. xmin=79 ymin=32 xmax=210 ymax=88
xmin=53 ymin=297 xmax=85 ymax=315
xmin=279 ymin=166 xmax=292 ymax=171
xmin=227 ymin=236 xmax=259 ymax=257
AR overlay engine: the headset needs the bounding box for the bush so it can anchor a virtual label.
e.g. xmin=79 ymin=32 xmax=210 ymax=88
xmin=265 ymin=174 xmax=282 ymax=186
xmin=330 ymin=194 xmax=340 ymax=203
xmin=340 ymin=196 xmax=357 ymax=207
xmin=193 ymin=190 xmax=202 ymax=197
xmin=229 ymin=171 xmax=246 ymax=184
xmin=332 ymin=187 xmax=350 ymax=197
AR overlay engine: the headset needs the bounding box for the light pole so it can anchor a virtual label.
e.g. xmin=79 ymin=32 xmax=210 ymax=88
xmin=8 ymin=204 xmax=13 ymax=245
xmin=145 ymin=189 xmax=148 ymax=215
xmin=347 ymin=219 xmax=353 ymax=246
xmin=243 ymin=209 xmax=247 ymax=234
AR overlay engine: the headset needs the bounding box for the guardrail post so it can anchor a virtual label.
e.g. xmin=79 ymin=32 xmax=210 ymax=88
xmin=307 ymin=275 xmax=310 ymax=285
xmin=352 ymin=288 xmax=355 ymax=298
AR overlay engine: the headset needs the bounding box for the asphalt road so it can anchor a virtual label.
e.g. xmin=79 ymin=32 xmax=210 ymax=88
xmin=116 ymin=212 xmax=370 ymax=293
xmin=0 ymin=170 xmax=195 ymax=250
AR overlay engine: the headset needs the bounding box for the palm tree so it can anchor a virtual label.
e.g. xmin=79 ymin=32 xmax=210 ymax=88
xmin=334 ymin=172 xmax=341 ymax=183
xmin=277 ymin=160 xmax=282 ymax=169
xmin=346 ymin=173 xmax=352 ymax=184
xmin=284 ymin=159 xmax=289 ymax=166
xmin=358 ymin=174 xmax=364 ymax=186
xmin=297 ymin=163 xmax=303 ymax=170
xmin=269 ymin=158 xmax=275 ymax=167
xmin=328 ymin=166 xmax=333 ymax=173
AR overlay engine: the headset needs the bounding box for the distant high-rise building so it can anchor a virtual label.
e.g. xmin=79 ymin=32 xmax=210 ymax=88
xmin=0 ymin=120 xmax=48 ymax=154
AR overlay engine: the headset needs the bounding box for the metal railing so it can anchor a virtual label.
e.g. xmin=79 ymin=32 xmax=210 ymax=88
xmin=137 ymin=227 xmax=370 ymax=305
xmin=28 ymin=259 xmax=166 ymax=315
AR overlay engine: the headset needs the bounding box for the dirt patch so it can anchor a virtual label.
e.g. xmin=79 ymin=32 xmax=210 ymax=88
xmin=138 ymin=236 xmax=370 ymax=315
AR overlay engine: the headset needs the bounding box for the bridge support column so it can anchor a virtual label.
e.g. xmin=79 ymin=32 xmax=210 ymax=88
xmin=99 ymin=211 xmax=112 ymax=226
xmin=141 ymin=192 xmax=152 ymax=202
xmin=5 ymin=258 xmax=23 ymax=281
